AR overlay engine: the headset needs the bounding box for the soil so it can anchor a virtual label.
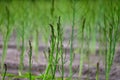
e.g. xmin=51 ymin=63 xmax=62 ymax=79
xmin=0 ymin=27 xmax=120 ymax=80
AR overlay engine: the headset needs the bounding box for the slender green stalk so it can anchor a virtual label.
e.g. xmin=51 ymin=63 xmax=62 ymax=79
xmin=19 ymin=22 xmax=25 ymax=76
xmin=52 ymin=17 xmax=61 ymax=79
xmin=103 ymin=13 xmax=108 ymax=80
xmin=43 ymin=24 xmax=56 ymax=80
xmin=69 ymin=0 xmax=75 ymax=79
xmin=103 ymin=1 xmax=120 ymax=80
xmin=52 ymin=16 xmax=64 ymax=80
xmin=61 ymin=45 xmax=64 ymax=80
xmin=29 ymin=40 xmax=32 ymax=80
xmin=43 ymin=63 xmax=51 ymax=80
xmin=2 ymin=64 xmax=7 ymax=80
xmin=96 ymin=62 xmax=99 ymax=80
xmin=43 ymin=17 xmax=64 ymax=80
xmin=1 ymin=5 xmax=11 ymax=73
xmin=49 ymin=24 xmax=56 ymax=76
xmin=60 ymin=28 xmax=64 ymax=80
xmin=86 ymin=24 xmax=91 ymax=80
xmin=1 ymin=36 xmax=9 ymax=72
xmin=79 ymin=18 xmax=86 ymax=78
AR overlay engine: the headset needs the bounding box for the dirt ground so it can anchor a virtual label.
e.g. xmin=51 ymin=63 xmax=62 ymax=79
xmin=0 ymin=27 xmax=120 ymax=80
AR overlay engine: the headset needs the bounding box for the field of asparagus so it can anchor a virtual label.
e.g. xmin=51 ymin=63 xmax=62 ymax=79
xmin=0 ymin=0 xmax=120 ymax=80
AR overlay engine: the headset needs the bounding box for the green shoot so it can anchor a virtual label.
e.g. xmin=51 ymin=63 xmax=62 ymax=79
xmin=79 ymin=18 xmax=86 ymax=78
xmin=29 ymin=40 xmax=32 ymax=80
xmin=43 ymin=24 xmax=56 ymax=80
xmin=96 ymin=62 xmax=99 ymax=80
xmin=103 ymin=1 xmax=120 ymax=80
xmin=69 ymin=0 xmax=76 ymax=79
xmin=52 ymin=17 xmax=61 ymax=79
xmin=1 ymin=5 xmax=12 ymax=73
xmin=2 ymin=64 xmax=7 ymax=80
xmin=19 ymin=22 xmax=25 ymax=76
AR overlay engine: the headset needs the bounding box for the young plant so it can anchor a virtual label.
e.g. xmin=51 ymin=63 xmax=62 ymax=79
xmin=52 ymin=16 xmax=64 ymax=79
xmin=1 ymin=5 xmax=13 ymax=73
xmin=59 ymin=25 xmax=64 ymax=80
xmin=69 ymin=0 xmax=76 ymax=79
xmin=96 ymin=62 xmax=99 ymax=80
xmin=28 ymin=40 xmax=32 ymax=80
xmin=52 ymin=17 xmax=60 ymax=79
xmin=19 ymin=22 xmax=25 ymax=76
xmin=85 ymin=24 xmax=91 ymax=80
xmin=79 ymin=18 xmax=86 ymax=78
xmin=60 ymin=44 xmax=64 ymax=80
xmin=2 ymin=64 xmax=7 ymax=80
xmin=43 ymin=23 xmax=56 ymax=80
xmin=103 ymin=1 xmax=120 ymax=80
xmin=43 ymin=17 xmax=64 ymax=80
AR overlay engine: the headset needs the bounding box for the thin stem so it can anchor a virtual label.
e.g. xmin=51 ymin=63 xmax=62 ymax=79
xmin=1 ymin=5 xmax=10 ymax=72
xmin=2 ymin=64 xmax=7 ymax=80
xmin=96 ymin=62 xmax=99 ymax=80
xmin=29 ymin=40 xmax=32 ymax=80
xmin=69 ymin=0 xmax=75 ymax=79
